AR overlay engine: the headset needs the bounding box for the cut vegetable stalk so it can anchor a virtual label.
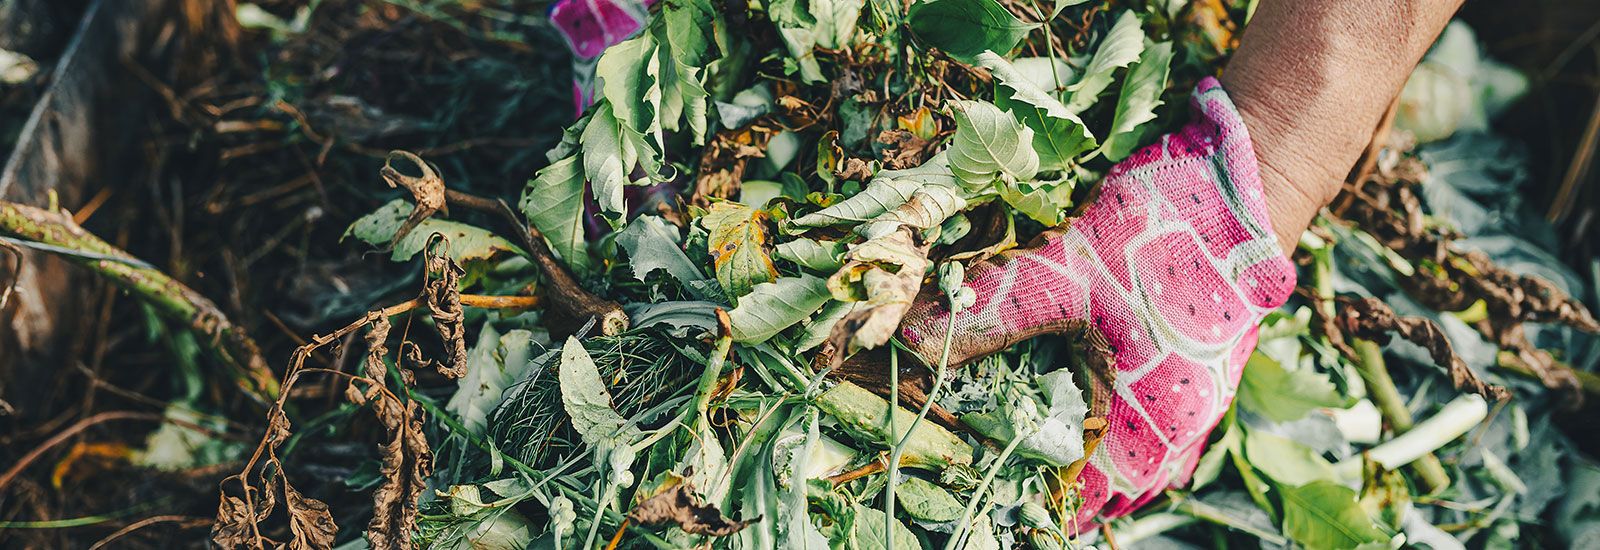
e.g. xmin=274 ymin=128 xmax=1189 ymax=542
xmin=1334 ymin=393 xmax=1489 ymax=481
xmin=1352 ymin=338 xmax=1452 ymax=493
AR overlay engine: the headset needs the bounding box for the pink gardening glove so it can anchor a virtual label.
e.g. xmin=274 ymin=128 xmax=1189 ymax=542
xmin=899 ymin=77 xmax=1296 ymax=527
xmin=549 ymin=0 xmax=655 ymax=114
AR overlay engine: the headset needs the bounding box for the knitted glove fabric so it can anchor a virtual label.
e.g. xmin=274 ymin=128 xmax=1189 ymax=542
xmin=899 ymin=77 xmax=1297 ymax=527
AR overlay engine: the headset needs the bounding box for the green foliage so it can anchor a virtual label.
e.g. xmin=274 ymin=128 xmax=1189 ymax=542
xmin=1280 ymin=481 xmax=1392 ymax=550
xmin=1064 ymin=10 xmax=1145 ymax=113
xmin=727 ymin=275 xmax=833 ymax=341
xmin=1099 ymin=40 xmax=1174 ymax=161
xmin=908 ymin=0 xmax=1038 ymax=63
xmin=521 ymin=156 xmax=592 ymax=274
xmin=947 ymin=100 xmax=1040 ymax=187
xmin=1237 ymin=352 xmax=1350 ymax=423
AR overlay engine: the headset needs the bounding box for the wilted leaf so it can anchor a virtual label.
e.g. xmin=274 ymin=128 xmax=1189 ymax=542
xmin=792 ymin=155 xmax=955 ymax=228
xmin=1280 ymin=481 xmax=1391 ymax=550
xmin=908 ymin=0 xmax=1039 ymax=63
xmin=615 ymin=215 xmax=706 ymax=284
xmin=894 ymin=476 xmax=963 ymax=522
xmin=728 ymin=275 xmax=833 ymax=342
xmin=283 ymin=480 xmax=338 ymax=550
xmin=628 ymin=484 xmax=753 ymax=536
xmin=1100 ymin=40 xmax=1175 ymax=161
xmin=703 ymin=201 xmax=780 ymax=300
xmin=346 ymin=199 xmax=521 ymax=265
xmin=521 ymin=155 xmax=592 ymax=274
xmin=368 ymin=399 xmax=432 ymax=550
xmin=947 ymin=100 xmax=1040 ymax=188
xmin=1064 ymin=11 xmax=1146 ymax=113
xmin=826 ymin=229 xmax=930 ymax=352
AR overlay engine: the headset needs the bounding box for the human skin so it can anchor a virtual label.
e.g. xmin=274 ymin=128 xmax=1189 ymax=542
xmin=1222 ymin=0 xmax=1467 ymax=254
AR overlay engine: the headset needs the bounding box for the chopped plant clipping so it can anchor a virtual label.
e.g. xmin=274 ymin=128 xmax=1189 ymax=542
xmin=3 ymin=1 xmax=1599 ymax=550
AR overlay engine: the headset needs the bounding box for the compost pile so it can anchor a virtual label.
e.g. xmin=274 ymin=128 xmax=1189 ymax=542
xmin=9 ymin=1 xmax=1595 ymax=549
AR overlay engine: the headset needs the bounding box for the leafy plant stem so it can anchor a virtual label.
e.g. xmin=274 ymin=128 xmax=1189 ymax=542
xmin=1351 ymin=338 xmax=1451 ymax=493
xmin=884 ymin=303 xmax=961 ymax=548
xmin=410 ymin=394 xmax=674 ymax=548
xmin=693 ymin=312 xmax=737 ymax=431
xmin=945 ymin=428 xmax=1027 ymax=550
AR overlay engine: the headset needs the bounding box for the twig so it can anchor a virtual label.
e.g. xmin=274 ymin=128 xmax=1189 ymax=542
xmin=0 ymin=411 xmax=163 ymax=496
xmin=391 ymin=150 xmax=629 ymax=335
xmin=87 ymin=515 xmax=209 ymax=550
xmin=0 ymin=200 xmax=277 ymax=400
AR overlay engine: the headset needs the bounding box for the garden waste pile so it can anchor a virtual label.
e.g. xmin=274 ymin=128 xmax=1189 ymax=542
xmin=208 ymin=2 xmax=1600 ymax=549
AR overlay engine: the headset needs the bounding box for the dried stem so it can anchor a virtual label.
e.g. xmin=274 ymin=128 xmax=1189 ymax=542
xmin=0 ymin=200 xmax=276 ymax=399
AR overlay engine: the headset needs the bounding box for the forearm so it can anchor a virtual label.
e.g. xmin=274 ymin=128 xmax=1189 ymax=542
xmin=1222 ymin=0 xmax=1463 ymax=253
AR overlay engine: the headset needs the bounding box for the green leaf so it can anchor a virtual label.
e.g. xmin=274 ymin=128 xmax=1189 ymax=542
xmin=520 ymin=155 xmax=592 ymax=274
xmin=345 ymin=199 xmax=521 ymax=265
xmin=947 ymin=100 xmax=1040 ymax=188
xmin=775 ymin=238 xmax=847 ymax=272
xmin=810 ymin=0 xmax=865 ymax=49
xmin=703 ymin=201 xmax=780 ymax=300
xmin=1237 ymin=352 xmax=1350 ymax=422
xmin=1064 ymin=10 xmax=1145 ymax=113
xmin=728 ymin=275 xmax=833 ymax=342
xmin=997 ymin=178 xmax=1075 ymax=226
xmin=1280 ymin=481 xmax=1391 ymax=550
xmin=1243 ymin=430 xmax=1337 ymax=487
xmin=557 ymin=337 xmax=641 ymax=450
xmin=615 ymin=215 xmax=706 ymax=284
xmin=894 ymin=476 xmax=962 ymax=522
xmin=1190 ymin=408 xmax=1238 ymax=490
xmin=1049 ymin=0 xmax=1088 ymax=16
xmin=849 ymin=504 xmax=919 ymax=550
xmin=977 ymin=51 xmax=1096 ymax=169
xmin=580 ymin=104 xmax=652 ymax=217
xmin=1099 ymin=40 xmax=1174 ymax=161
xmin=596 ymin=34 xmax=659 ymax=135
xmin=907 ymin=0 xmax=1038 ymax=63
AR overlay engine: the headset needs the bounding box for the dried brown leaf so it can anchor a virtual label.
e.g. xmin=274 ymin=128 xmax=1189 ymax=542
xmin=282 ymin=478 xmax=338 ymax=550
xmin=877 ymin=129 xmax=935 ymax=170
xmin=627 ymin=484 xmax=754 ymax=537
xmin=366 ymin=399 xmax=433 ymax=550
xmin=1336 ymin=297 xmax=1509 ymax=402
xmin=423 ymin=236 xmax=467 ymax=379
xmin=380 ymin=151 xmax=448 ymax=248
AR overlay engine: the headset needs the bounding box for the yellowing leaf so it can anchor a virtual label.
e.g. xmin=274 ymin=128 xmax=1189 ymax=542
xmin=703 ymin=201 xmax=779 ymax=300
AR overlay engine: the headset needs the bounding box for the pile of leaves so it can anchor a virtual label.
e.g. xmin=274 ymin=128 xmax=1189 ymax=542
xmin=214 ymin=2 xmax=1600 ymax=549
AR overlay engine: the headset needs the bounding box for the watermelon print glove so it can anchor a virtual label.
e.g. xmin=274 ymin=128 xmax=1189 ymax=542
xmin=549 ymin=0 xmax=654 ymax=114
xmin=898 ymin=77 xmax=1297 ymax=528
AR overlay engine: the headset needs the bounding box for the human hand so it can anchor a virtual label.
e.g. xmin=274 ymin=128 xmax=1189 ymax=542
xmin=897 ymin=78 xmax=1297 ymax=526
